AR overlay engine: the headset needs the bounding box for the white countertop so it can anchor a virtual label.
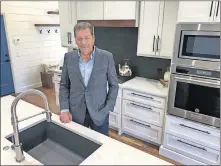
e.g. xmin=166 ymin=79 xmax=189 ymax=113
xmin=1 ymin=95 xmax=172 ymax=165
xmin=50 ymin=68 xmax=62 ymax=74
xmin=121 ymin=77 xmax=169 ymax=98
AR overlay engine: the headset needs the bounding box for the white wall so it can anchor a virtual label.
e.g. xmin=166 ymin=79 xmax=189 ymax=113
xmin=1 ymin=1 xmax=67 ymax=93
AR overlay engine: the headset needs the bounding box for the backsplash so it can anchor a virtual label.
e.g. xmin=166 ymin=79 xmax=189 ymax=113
xmin=94 ymin=27 xmax=171 ymax=80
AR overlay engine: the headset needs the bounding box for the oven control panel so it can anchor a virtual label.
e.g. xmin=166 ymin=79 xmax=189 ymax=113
xmin=175 ymin=66 xmax=220 ymax=79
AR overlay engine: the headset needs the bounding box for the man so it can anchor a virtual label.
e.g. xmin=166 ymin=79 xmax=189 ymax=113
xmin=59 ymin=22 xmax=119 ymax=136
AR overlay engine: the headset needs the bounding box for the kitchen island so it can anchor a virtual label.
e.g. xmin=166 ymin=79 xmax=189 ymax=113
xmin=1 ymin=95 xmax=172 ymax=165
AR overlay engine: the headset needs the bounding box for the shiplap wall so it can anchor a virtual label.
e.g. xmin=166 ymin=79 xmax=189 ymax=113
xmin=1 ymin=1 xmax=67 ymax=93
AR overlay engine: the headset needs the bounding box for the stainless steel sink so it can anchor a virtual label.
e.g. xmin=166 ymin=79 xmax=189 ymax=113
xmin=6 ymin=120 xmax=102 ymax=165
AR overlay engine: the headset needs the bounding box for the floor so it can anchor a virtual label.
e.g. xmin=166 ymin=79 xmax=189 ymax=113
xmin=12 ymin=87 xmax=182 ymax=165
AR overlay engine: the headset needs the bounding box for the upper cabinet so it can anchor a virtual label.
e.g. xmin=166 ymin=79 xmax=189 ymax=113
xmin=76 ymin=1 xmax=137 ymax=20
xmin=178 ymin=1 xmax=220 ymax=22
xmin=58 ymin=1 xmax=77 ymax=48
xmin=137 ymin=1 xmax=179 ymax=59
xmin=103 ymin=1 xmax=136 ymax=20
xmin=77 ymin=1 xmax=104 ymax=20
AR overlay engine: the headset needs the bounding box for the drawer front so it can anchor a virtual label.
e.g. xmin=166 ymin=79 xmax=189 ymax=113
xmin=53 ymin=73 xmax=61 ymax=82
xmin=113 ymin=97 xmax=121 ymax=114
xmin=122 ymin=99 xmax=164 ymax=127
xmin=123 ymin=89 xmax=165 ymax=109
xmin=164 ymin=134 xmax=220 ymax=165
xmin=165 ymin=116 xmax=220 ymax=151
xmin=122 ymin=115 xmax=162 ymax=144
xmin=55 ymin=93 xmax=59 ymax=106
xmin=54 ymin=82 xmax=60 ymax=94
xmin=109 ymin=112 xmax=119 ymax=128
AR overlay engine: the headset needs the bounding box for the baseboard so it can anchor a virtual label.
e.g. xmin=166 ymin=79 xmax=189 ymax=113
xmin=159 ymin=145 xmax=206 ymax=165
xmin=15 ymin=82 xmax=42 ymax=93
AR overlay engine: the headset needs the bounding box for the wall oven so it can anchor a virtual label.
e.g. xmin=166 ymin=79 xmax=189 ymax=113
xmin=172 ymin=23 xmax=220 ymax=71
xmin=168 ymin=23 xmax=220 ymax=128
xmin=168 ymin=66 xmax=220 ymax=128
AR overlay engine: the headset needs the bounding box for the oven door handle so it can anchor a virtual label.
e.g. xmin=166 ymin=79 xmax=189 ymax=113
xmin=174 ymin=76 xmax=220 ymax=87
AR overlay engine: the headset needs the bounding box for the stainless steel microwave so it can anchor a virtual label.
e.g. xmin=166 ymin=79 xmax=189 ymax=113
xmin=172 ymin=23 xmax=220 ymax=71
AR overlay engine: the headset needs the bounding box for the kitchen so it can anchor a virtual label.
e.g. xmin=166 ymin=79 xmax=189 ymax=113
xmin=0 ymin=1 xmax=220 ymax=165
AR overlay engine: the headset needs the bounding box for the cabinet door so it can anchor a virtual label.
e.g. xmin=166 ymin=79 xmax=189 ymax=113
xmin=137 ymin=1 xmax=161 ymax=56
xmin=213 ymin=1 xmax=220 ymax=22
xmin=58 ymin=1 xmax=73 ymax=47
xmin=103 ymin=1 xmax=136 ymax=20
xmin=77 ymin=1 xmax=103 ymax=20
xmin=70 ymin=1 xmax=78 ymax=48
xmin=156 ymin=1 xmax=179 ymax=58
xmin=177 ymin=1 xmax=215 ymax=22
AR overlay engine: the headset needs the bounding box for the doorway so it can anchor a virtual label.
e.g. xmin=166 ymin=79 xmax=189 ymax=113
xmin=1 ymin=15 xmax=15 ymax=96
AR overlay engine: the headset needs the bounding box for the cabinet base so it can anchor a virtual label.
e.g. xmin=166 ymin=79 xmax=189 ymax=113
xmin=159 ymin=145 xmax=206 ymax=165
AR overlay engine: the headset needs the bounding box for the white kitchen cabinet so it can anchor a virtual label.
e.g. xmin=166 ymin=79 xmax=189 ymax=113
xmin=121 ymin=87 xmax=166 ymax=145
xmin=122 ymin=89 xmax=166 ymax=109
xmin=122 ymin=99 xmax=164 ymax=127
xmin=103 ymin=1 xmax=136 ymax=20
xmin=156 ymin=1 xmax=179 ymax=58
xmin=122 ymin=115 xmax=163 ymax=145
xmin=58 ymin=1 xmax=77 ymax=48
xmin=137 ymin=1 xmax=179 ymax=59
xmin=109 ymin=112 xmax=120 ymax=129
xmin=164 ymin=115 xmax=220 ymax=151
xmin=163 ymin=134 xmax=220 ymax=165
xmin=160 ymin=115 xmax=220 ymax=165
xmin=178 ymin=1 xmax=220 ymax=23
xmin=77 ymin=1 xmax=104 ymax=20
xmin=137 ymin=1 xmax=161 ymax=57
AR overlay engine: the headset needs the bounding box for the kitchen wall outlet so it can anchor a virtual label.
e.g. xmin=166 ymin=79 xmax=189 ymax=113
xmin=157 ymin=68 xmax=163 ymax=76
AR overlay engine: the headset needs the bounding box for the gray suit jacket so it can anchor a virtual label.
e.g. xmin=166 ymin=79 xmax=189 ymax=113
xmin=59 ymin=47 xmax=119 ymax=126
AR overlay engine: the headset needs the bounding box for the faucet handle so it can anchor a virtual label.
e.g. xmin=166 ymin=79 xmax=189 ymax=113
xmin=46 ymin=110 xmax=52 ymax=122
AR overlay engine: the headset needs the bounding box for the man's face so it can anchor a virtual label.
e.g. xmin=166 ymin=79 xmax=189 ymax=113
xmin=75 ymin=28 xmax=95 ymax=55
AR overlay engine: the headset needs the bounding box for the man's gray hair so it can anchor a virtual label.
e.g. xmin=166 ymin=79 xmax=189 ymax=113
xmin=73 ymin=22 xmax=94 ymax=37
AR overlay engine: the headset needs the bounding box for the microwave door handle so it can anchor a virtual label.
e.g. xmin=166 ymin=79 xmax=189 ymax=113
xmin=209 ymin=1 xmax=214 ymax=17
xmin=174 ymin=76 xmax=220 ymax=87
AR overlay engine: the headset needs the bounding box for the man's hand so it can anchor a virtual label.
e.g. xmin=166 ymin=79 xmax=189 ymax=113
xmin=59 ymin=112 xmax=72 ymax=123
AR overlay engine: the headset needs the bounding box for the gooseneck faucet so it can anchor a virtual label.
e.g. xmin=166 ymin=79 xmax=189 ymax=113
xmin=11 ymin=89 xmax=52 ymax=162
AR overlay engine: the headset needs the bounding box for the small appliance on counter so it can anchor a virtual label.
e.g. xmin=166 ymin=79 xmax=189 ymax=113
xmin=41 ymin=60 xmax=59 ymax=73
xmin=118 ymin=59 xmax=132 ymax=77
xmin=117 ymin=59 xmax=134 ymax=84
xmin=158 ymin=66 xmax=170 ymax=88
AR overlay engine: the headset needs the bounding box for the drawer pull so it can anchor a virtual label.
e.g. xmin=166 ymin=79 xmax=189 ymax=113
xmin=130 ymin=93 xmax=153 ymax=100
xmin=57 ymin=74 xmax=61 ymax=76
xmin=129 ymin=119 xmax=151 ymax=128
xmin=179 ymin=124 xmax=210 ymax=134
xmin=177 ymin=140 xmax=207 ymax=151
xmin=130 ymin=103 xmax=152 ymax=111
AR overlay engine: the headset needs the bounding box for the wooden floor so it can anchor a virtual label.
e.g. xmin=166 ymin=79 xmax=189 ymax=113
xmin=12 ymin=87 xmax=182 ymax=165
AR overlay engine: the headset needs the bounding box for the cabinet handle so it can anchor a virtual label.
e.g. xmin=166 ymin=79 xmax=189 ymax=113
xmin=216 ymin=1 xmax=220 ymax=17
xmin=129 ymin=119 xmax=151 ymax=128
xmin=70 ymin=32 xmax=72 ymax=44
xmin=130 ymin=92 xmax=153 ymax=100
xmin=177 ymin=140 xmax=207 ymax=151
xmin=67 ymin=32 xmax=70 ymax=44
xmin=130 ymin=103 xmax=152 ymax=111
xmin=152 ymin=35 xmax=156 ymax=52
xmin=179 ymin=124 xmax=210 ymax=134
xmin=156 ymin=35 xmax=159 ymax=51
xmin=67 ymin=32 xmax=72 ymax=44
xmin=209 ymin=1 xmax=214 ymax=17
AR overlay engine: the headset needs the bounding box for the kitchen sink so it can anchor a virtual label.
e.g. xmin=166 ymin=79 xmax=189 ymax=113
xmin=6 ymin=120 xmax=102 ymax=165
